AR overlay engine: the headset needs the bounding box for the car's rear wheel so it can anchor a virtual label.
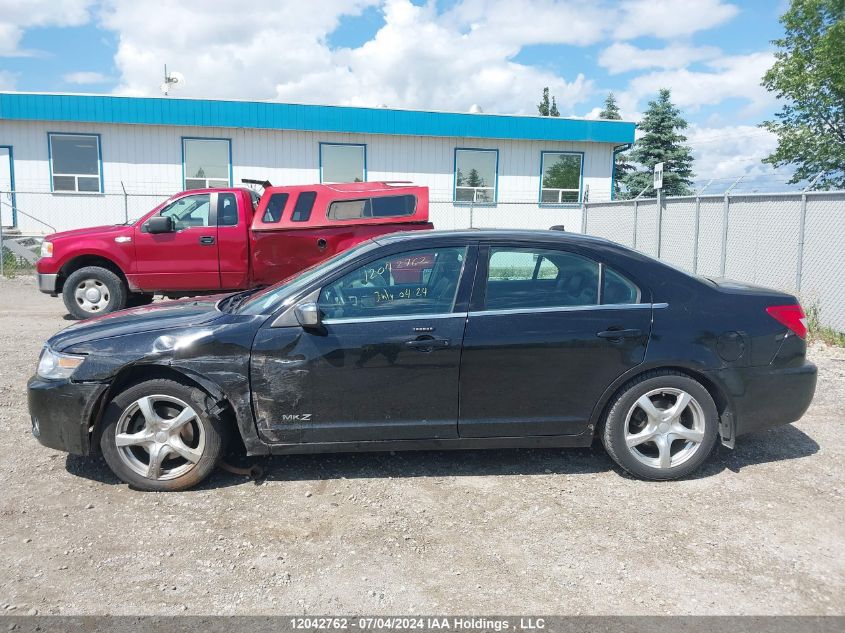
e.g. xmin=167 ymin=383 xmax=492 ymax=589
xmin=100 ymin=378 xmax=225 ymax=491
xmin=63 ymin=266 xmax=128 ymax=319
xmin=601 ymin=371 xmax=719 ymax=480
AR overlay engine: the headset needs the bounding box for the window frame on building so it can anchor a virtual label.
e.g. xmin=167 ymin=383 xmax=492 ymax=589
xmin=539 ymin=150 xmax=584 ymax=205
xmin=319 ymin=142 xmax=367 ymax=184
xmin=454 ymin=147 xmax=499 ymax=204
xmin=182 ymin=137 xmax=232 ymax=190
xmin=47 ymin=132 xmax=103 ymax=194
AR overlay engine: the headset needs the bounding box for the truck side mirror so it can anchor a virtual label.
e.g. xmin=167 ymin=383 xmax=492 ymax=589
xmin=145 ymin=216 xmax=175 ymax=234
xmin=294 ymin=302 xmax=322 ymax=328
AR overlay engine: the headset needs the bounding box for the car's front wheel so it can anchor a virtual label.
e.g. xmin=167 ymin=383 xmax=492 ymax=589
xmin=100 ymin=378 xmax=225 ymax=491
xmin=601 ymin=371 xmax=719 ymax=480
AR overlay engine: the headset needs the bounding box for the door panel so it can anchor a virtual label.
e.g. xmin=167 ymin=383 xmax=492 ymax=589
xmin=250 ymin=245 xmax=472 ymax=444
xmin=216 ymin=191 xmax=250 ymax=289
xmin=131 ymin=193 xmax=220 ymax=291
xmin=458 ymin=244 xmax=651 ymax=437
xmin=459 ymin=306 xmax=651 ymax=437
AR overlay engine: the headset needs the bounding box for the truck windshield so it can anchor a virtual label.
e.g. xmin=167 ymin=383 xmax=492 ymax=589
xmin=235 ymin=240 xmax=381 ymax=315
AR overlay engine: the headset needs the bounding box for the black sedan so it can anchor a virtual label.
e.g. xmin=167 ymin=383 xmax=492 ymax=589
xmin=28 ymin=230 xmax=817 ymax=491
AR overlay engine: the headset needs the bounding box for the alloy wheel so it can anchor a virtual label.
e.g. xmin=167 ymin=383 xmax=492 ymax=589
xmin=114 ymin=395 xmax=205 ymax=480
xmin=623 ymin=387 xmax=706 ymax=470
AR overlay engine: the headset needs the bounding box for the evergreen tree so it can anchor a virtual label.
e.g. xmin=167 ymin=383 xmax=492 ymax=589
xmin=538 ymin=87 xmax=551 ymax=116
xmin=550 ymin=96 xmax=560 ymax=117
xmin=599 ymin=93 xmax=622 ymax=120
xmin=621 ymin=88 xmax=695 ymax=198
xmin=761 ymin=0 xmax=845 ymax=189
xmin=466 ymin=168 xmax=485 ymax=187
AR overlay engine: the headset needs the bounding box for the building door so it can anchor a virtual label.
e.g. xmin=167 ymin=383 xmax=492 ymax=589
xmin=0 ymin=147 xmax=14 ymax=228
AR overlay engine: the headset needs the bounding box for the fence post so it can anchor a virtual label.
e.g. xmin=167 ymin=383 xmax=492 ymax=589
xmin=121 ymin=181 xmax=129 ymax=224
xmin=632 ymin=200 xmax=639 ymax=249
xmin=0 ymin=215 xmax=4 ymax=277
xmin=795 ymin=192 xmax=808 ymax=292
xmin=469 ymin=200 xmax=474 ymax=229
xmin=656 ymin=189 xmax=663 ymax=258
xmin=580 ymin=200 xmax=587 ymax=234
xmin=720 ymin=177 xmax=742 ymax=277
xmin=693 ymin=195 xmax=701 ymax=273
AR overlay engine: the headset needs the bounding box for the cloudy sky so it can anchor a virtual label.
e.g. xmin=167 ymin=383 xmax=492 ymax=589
xmin=0 ymin=0 xmax=794 ymax=190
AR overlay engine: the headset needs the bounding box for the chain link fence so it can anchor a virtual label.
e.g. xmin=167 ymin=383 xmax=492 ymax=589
xmin=1 ymin=188 xmax=843 ymax=332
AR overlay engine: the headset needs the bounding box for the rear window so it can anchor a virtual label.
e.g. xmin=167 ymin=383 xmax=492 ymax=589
xmin=261 ymin=193 xmax=289 ymax=223
xmin=291 ymin=191 xmax=317 ymax=222
xmin=327 ymin=194 xmax=416 ymax=221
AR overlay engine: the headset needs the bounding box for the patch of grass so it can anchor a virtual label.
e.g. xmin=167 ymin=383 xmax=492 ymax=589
xmin=806 ymin=303 xmax=845 ymax=347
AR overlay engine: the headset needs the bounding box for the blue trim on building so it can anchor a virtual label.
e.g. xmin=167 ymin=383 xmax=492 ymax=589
xmin=538 ymin=150 xmax=585 ymax=206
xmin=1 ymin=93 xmax=636 ymax=144
xmin=47 ymin=132 xmax=104 ymax=194
xmin=319 ymin=142 xmax=367 ymax=183
xmin=0 ymin=145 xmax=16 ymax=226
xmin=181 ymin=136 xmax=233 ymax=188
xmin=453 ymin=147 xmax=499 ymax=204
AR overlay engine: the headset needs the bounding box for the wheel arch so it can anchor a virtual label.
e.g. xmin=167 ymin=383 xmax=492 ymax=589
xmin=590 ymin=363 xmax=734 ymax=438
xmin=88 ymin=363 xmax=244 ymax=454
xmin=58 ymin=254 xmax=128 ymax=292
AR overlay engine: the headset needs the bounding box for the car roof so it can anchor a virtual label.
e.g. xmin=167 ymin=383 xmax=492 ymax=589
xmin=374 ymin=228 xmax=618 ymax=247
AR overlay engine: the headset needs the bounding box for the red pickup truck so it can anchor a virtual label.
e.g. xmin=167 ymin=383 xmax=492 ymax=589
xmin=36 ymin=182 xmax=433 ymax=319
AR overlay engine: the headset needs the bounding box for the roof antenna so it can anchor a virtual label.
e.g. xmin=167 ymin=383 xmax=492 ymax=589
xmin=160 ymin=64 xmax=185 ymax=96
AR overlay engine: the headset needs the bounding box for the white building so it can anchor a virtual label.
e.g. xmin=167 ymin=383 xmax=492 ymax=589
xmin=0 ymin=92 xmax=634 ymax=234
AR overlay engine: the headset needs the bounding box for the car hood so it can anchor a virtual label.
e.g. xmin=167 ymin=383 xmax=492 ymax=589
xmin=46 ymin=224 xmax=131 ymax=242
xmin=48 ymin=295 xmax=227 ymax=351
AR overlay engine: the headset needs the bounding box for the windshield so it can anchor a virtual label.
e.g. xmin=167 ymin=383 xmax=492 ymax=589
xmin=236 ymin=240 xmax=382 ymax=315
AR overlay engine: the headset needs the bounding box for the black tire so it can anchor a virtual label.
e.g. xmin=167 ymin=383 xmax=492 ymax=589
xmin=601 ymin=371 xmax=719 ymax=480
xmin=63 ymin=266 xmax=128 ymax=319
xmin=100 ymin=378 xmax=225 ymax=491
xmin=127 ymin=292 xmax=155 ymax=307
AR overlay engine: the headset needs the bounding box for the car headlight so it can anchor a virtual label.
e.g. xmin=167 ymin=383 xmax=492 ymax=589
xmin=40 ymin=241 xmax=53 ymax=258
xmin=37 ymin=347 xmax=85 ymax=380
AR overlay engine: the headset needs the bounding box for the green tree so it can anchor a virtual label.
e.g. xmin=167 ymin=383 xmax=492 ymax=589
xmin=542 ymin=155 xmax=581 ymax=191
xmin=599 ymin=93 xmax=622 ymax=120
xmin=465 ymin=168 xmax=485 ymax=187
xmin=761 ymin=0 xmax=845 ymax=189
xmin=621 ymin=88 xmax=695 ymax=197
xmin=538 ymin=87 xmax=560 ymax=117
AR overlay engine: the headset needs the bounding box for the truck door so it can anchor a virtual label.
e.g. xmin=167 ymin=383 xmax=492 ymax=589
xmin=132 ymin=192 xmax=221 ymax=291
xmin=216 ymin=191 xmax=251 ymax=289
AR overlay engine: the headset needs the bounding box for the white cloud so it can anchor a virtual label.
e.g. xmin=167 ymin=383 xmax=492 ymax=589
xmin=0 ymin=0 xmax=94 ymax=56
xmin=688 ymin=124 xmax=780 ymax=181
xmin=614 ymin=0 xmax=739 ymax=40
xmin=63 ymin=71 xmax=109 ymax=85
xmin=0 ymin=70 xmax=16 ymax=90
xmin=598 ymin=42 xmax=722 ymax=75
xmin=624 ymin=51 xmax=776 ymax=113
xmin=98 ymin=0 xmax=595 ymax=114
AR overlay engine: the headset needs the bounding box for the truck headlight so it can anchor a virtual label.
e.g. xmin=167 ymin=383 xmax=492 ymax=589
xmin=37 ymin=347 xmax=85 ymax=380
xmin=40 ymin=241 xmax=53 ymax=258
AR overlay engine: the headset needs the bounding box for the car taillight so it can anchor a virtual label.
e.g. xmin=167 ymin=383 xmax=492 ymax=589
xmin=766 ymin=304 xmax=808 ymax=339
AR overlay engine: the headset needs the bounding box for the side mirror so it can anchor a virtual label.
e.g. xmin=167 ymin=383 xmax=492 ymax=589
xmin=294 ymin=302 xmax=322 ymax=328
xmin=145 ymin=216 xmax=175 ymax=234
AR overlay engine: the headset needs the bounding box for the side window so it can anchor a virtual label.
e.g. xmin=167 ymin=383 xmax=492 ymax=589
xmin=291 ymin=191 xmax=317 ymax=222
xmin=603 ymin=267 xmax=640 ymax=304
xmin=485 ymin=247 xmax=599 ymax=310
xmin=217 ymin=193 xmax=238 ymax=226
xmin=328 ymin=199 xmax=368 ymax=220
xmin=262 ymin=193 xmax=289 ymax=223
xmin=371 ymin=195 xmax=416 ymax=217
xmin=158 ymin=194 xmax=211 ymax=230
xmin=318 ymin=247 xmax=467 ymax=320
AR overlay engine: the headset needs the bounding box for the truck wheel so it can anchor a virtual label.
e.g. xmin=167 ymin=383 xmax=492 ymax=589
xmin=63 ymin=266 xmax=128 ymax=319
xmin=100 ymin=378 xmax=225 ymax=491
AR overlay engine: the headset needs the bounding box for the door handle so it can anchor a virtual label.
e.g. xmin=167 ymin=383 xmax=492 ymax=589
xmin=406 ymin=336 xmax=451 ymax=351
xmin=199 ymin=236 xmax=215 ymax=245
xmin=597 ymin=328 xmax=642 ymax=339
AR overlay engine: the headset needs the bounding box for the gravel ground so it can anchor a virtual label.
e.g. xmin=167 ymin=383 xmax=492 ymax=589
xmin=0 ymin=275 xmax=842 ymax=616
